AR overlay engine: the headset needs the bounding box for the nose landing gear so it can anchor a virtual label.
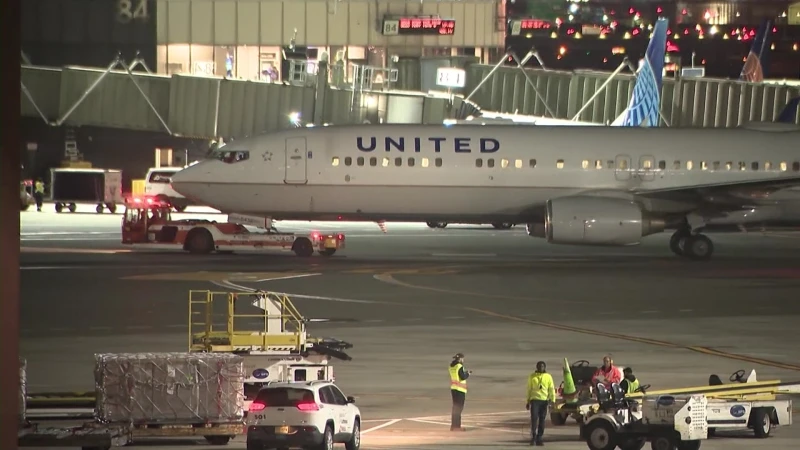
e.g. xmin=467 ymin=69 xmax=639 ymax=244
xmin=670 ymin=227 xmax=714 ymax=261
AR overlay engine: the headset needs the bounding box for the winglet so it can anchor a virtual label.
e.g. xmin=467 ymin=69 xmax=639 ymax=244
xmin=740 ymin=20 xmax=772 ymax=83
xmin=617 ymin=18 xmax=669 ymax=127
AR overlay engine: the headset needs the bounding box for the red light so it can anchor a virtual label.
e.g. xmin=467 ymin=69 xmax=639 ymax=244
xmin=296 ymin=402 xmax=320 ymax=411
xmin=629 ymin=8 xmax=634 ymax=14
xmin=657 ymin=7 xmax=663 ymax=13
xmin=337 ymin=234 xmax=344 ymax=240
xmin=632 ymin=29 xmax=640 ymax=36
xmin=311 ymin=232 xmax=320 ymax=240
xmin=681 ymin=9 xmax=687 ymax=15
xmin=772 ymin=27 xmax=777 ymax=33
xmin=249 ymin=401 xmax=266 ymax=412
xmin=683 ymin=29 xmax=689 ymax=35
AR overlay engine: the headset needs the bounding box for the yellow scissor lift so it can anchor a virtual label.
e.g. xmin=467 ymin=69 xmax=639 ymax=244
xmin=188 ymin=290 xmax=353 ymax=406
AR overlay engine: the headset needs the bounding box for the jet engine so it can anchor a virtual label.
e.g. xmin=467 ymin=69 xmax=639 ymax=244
xmin=543 ymin=196 xmax=665 ymax=245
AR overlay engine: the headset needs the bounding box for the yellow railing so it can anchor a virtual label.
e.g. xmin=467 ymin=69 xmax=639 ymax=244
xmin=188 ymin=290 xmax=307 ymax=353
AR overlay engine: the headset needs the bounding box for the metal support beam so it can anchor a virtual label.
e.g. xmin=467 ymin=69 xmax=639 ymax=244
xmin=508 ymin=50 xmax=556 ymax=118
xmin=463 ymin=50 xmax=512 ymax=103
xmin=20 ymin=80 xmax=50 ymax=125
xmin=118 ymin=57 xmax=174 ymax=135
xmin=570 ymin=58 xmax=631 ymax=122
xmin=53 ymin=55 xmax=123 ymax=127
xmin=21 ymin=50 xmax=32 ymax=65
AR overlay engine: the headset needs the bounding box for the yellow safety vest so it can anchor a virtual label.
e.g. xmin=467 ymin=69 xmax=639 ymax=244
xmin=449 ymin=363 xmax=467 ymax=393
xmin=626 ymin=379 xmax=640 ymax=394
xmin=35 ymin=181 xmax=44 ymax=194
xmin=526 ymin=372 xmax=556 ymax=402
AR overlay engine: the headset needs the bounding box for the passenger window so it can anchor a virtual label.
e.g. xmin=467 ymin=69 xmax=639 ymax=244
xmin=701 ymin=161 xmax=708 ymax=171
xmin=408 ymin=158 xmax=415 ymax=167
xmin=319 ymin=387 xmax=334 ymax=405
xmin=658 ymin=160 xmax=666 ymax=170
xmin=556 ymin=159 xmax=565 ymax=169
xmin=357 ymin=157 xmax=364 ymax=167
xmin=617 ymin=159 xmax=628 ymax=170
xmin=370 ymin=157 xmax=377 ymax=167
xmin=765 ymin=161 xmax=772 ymax=171
xmin=779 ymin=162 xmax=787 ymax=171
xmin=581 ymin=160 xmax=589 ymax=169
xmin=421 ymin=158 xmax=430 ymax=168
xmin=607 ymin=160 xmax=614 ymax=169
xmin=529 ymin=159 xmax=537 ymax=168
xmin=725 ymin=161 xmax=732 ymax=170
xmin=435 ymin=158 xmax=442 ymax=167
xmin=595 ymin=160 xmax=603 ymax=169
xmin=673 ymin=160 xmax=681 ymax=170
xmin=345 ymin=157 xmax=352 ymax=166
xmin=515 ymin=159 xmax=523 ymax=169
xmin=487 ymin=159 xmax=495 ymax=168
xmin=738 ymin=161 xmax=746 ymax=171
xmin=793 ymin=162 xmax=800 ymax=172
xmin=501 ymin=159 xmax=509 ymax=168
xmin=394 ymin=157 xmax=402 ymax=167
xmin=751 ymin=162 xmax=759 ymax=171
xmin=332 ymin=157 xmax=340 ymax=167
xmin=382 ymin=157 xmax=390 ymax=167
xmin=712 ymin=161 xmax=720 ymax=171
xmin=475 ymin=158 xmax=483 ymax=168
xmin=686 ymin=161 xmax=693 ymax=170
xmin=642 ymin=160 xmax=652 ymax=169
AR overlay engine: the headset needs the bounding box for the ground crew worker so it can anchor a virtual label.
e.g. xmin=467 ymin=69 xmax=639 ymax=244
xmin=448 ymin=352 xmax=471 ymax=431
xmin=591 ymin=355 xmax=622 ymax=389
xmin=620 ymin=367 xmax=640 ymax=394
xmin=33 ymin=178 xmax=45 ymax=212
xmin=526 ymin=361 xmax=556 ymax=446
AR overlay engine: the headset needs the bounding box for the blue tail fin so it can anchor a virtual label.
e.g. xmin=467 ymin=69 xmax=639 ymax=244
xmin=777 ymin=96 xmax=800 ymax=124
xmin=740 ymin=20 xmax=772 ymax=83
xmin=618 ymin=18 xmax=668 ymax=127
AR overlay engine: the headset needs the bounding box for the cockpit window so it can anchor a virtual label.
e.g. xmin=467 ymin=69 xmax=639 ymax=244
xmin=215 ymin=150 xmax=250 ymax=164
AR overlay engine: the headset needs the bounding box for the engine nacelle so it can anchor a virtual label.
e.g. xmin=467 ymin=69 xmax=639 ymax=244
xmin=544 ymin=196 xmax=665 ymax=245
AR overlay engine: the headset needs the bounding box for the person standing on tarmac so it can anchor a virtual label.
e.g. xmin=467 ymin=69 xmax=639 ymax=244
xmin=619 ymin=367 xmax=640 ymax=394
xmin=449 ymin=353 xmax=471 ymax=431
xmin=526 ymin=361 xmax=556 ymax=446
xmin=33 ymin=178 xmax=45 ymax=212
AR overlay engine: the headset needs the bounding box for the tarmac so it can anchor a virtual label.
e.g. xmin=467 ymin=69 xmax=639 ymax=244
xmin=19 ymin=204 xmax=800 ymax=449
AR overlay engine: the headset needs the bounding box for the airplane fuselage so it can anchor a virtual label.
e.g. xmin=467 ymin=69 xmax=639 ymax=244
xmin=171 ymin=124 xmax=800 ymax=224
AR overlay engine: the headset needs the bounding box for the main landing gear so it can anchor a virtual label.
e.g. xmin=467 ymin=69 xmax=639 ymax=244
xmin=670 ymin=227 xmax=714 ymax=261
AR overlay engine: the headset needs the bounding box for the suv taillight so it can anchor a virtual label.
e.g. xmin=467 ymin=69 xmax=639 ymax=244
xmin=296 ymin=402 xmax=320 ymax=411
xmin=249 ymin=401 xmax=266 ymax=412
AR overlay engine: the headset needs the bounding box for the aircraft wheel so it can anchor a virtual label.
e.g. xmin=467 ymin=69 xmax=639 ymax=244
xmin=426 ymin=222 xmax=447 ymax=229
xmin=491 ymin=222 xmax=513 ymax=230
xmin=683 ymin=234 xmax=714 ymax=261
xmin=669 ymin=229 xmax=690 ymax=256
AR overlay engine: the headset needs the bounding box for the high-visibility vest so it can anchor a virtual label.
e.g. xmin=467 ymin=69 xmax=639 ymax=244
xmin=449 ymin=363 xmax=467 ymax=393
xmin=626 ymin=379 xmax=640 ymax=394
xmin=34 ymin=181 xmax=44 ymax=194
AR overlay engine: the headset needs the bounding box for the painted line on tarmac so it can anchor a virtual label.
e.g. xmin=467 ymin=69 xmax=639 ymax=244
xmin=407 ymin=418 xmax=519 ymax=434
xmin=373 ymin=273 xmax=591 ymax=305
xmin=20 ymin=247 xmax=131 ymax=254
xmin=362 ymin=419 xmax=403 ymax=434
xmin=212 ymin=280 xmax=392 ymax=305
xmin=430 ymin=253 xmax=497 ymax=257
xmin=467 ymin=308 xmax=800 ymax=372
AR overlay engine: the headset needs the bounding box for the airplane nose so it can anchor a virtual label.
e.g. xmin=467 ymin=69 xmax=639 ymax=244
xmin=169 ymin=164 xmax=205 ymax=199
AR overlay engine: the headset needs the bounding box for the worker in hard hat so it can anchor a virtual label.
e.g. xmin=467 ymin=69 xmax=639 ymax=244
xmin=526 ymin=361 xmax=556 ymax=446
xmin=448 ymin=353 xmax=471 ymax=431
xmin=619 ymin=367 xmax=640 ymax=394
xmin=591 ymin=355 xmax=622 ymax=389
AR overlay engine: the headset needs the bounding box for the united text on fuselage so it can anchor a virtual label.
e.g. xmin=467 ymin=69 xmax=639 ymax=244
xmin=356 ymin=136 xmax=500 ymax=153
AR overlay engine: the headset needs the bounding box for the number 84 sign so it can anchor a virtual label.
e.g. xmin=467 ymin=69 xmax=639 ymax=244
xmin=117 ymin=0 xmax=149 ymax=24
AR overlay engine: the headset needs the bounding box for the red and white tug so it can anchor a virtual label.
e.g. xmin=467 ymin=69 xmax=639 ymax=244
xmin=121 ymin=196 xmax=345 ymax=256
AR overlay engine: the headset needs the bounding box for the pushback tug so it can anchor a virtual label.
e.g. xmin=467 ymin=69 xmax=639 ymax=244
xmin=122 ymin=196 xmax=346 ymax=257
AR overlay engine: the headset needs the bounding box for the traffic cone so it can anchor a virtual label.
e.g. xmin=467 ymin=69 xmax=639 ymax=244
xmin=562 ymin=358 xmax=578 ymax=404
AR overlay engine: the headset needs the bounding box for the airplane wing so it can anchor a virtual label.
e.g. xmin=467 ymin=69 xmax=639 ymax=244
xmin=636 ymin=174 xmax=800 ymax=198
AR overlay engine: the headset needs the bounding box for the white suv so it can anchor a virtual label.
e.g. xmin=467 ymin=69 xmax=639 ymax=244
xmin=246 ymin=381 xmax=361 ymax=450
xmin=144 ymin=167 xmax=191 ymax=212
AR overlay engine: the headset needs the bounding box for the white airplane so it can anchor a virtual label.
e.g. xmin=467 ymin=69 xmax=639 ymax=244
xmin=170 ymin=123 xmax=800 ymax=261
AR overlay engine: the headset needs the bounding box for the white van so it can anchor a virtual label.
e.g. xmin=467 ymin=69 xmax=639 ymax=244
xmin=144 ymin=167 xmax=192 ymax=212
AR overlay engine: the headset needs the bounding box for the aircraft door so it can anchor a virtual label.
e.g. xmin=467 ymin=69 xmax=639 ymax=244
xmin=638 ymin=155 xmax=656 ymax=181
xmin=614 ymin=154 xmax=632 ymax=181
xmin=284 ymin=137 xmax=308 ymax=184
